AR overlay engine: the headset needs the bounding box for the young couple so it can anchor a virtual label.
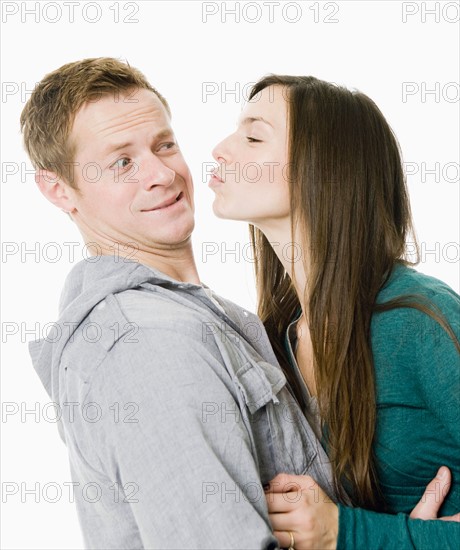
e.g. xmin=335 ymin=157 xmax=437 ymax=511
xmin=23 ymin=58 xmax=459 ymax=549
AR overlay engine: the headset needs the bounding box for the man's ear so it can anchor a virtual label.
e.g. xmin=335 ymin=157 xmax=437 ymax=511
xmin=35 ymin=169 xmax=78 ymax=213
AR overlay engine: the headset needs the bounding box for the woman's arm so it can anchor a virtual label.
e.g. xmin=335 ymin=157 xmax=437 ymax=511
xmin=265 ymin=471 xmax=459 ymax=550
xmin=266 ymin=284 xmax=460 ymax=549
xmin=338 ymin=500 xmax=459 ymax=550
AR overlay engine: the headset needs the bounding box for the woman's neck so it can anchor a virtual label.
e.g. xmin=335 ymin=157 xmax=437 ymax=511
xmin=256 ymin=218 xmax=309 ymax=313
xmin=257 ymin=219 xmax=317 ymax=395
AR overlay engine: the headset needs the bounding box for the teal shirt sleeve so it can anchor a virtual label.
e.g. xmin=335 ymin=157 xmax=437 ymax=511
xmin=414 ymin=288 xmax=460 ymax=445
xmin=337 ymin=505 xmax=460 ymax=549
xmin=337 ymin=267 xmax=460 ymax=548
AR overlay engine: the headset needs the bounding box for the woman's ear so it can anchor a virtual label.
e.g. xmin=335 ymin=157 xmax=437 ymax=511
xmin=35 ymin=169 xmax=78 ymax=214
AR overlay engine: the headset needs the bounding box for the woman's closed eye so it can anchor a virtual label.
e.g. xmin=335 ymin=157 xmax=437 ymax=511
xmin=246 ymin=137 xmax=262 ymax=143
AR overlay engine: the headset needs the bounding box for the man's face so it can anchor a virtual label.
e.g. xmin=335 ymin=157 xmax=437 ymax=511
xmin=68 ymin=88 xmax=195 ymax=252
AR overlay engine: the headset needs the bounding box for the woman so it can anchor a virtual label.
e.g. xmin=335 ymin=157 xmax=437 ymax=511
xmin=211 ymin=76 xmax=460 ymax=548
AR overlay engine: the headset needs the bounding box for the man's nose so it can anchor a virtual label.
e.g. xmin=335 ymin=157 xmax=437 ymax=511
xmin=142 ymin=155 xmax=175 ymax=190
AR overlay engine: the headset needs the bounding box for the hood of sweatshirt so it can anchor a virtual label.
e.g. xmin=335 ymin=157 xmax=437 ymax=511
xmin=29 ymin=256 xmax=194 ymax=416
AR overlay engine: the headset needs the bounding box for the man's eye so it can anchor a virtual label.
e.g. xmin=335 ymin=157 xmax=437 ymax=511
xmin=111 ymin=157 xmax=132 ymax=169
xmin=159 ymin=142 xmax=177 ymax=151
xmin=246 ymin=137 xmax=262 ymax=143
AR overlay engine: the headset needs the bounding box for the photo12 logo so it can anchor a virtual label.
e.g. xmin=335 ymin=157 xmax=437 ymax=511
xmin=401 ymin=2 xmax=459 ymax=23
xmin=2 ymin=481 xmax=139 ymax=504
xmin=1 ymin=1 xmax=140 ymax=24
xmin=201 ymin=1 xmax=340 ymax=24
xmin=402 ymin=82 xmax=460 ymax=103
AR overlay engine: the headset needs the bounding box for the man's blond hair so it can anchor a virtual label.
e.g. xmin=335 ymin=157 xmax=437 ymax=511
xmin=20 ymin=57 xmax=170 ymax=188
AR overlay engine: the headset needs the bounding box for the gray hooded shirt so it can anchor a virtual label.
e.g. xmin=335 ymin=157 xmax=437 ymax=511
xmin=29 ymin=256 xmax=336 ymax=549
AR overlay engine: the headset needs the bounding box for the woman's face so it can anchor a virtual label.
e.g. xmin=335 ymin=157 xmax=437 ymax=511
xmin=210 ymin=85 xmax=290 ymax=227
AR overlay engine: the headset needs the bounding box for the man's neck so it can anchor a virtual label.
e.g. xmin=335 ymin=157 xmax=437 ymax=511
xmin=83 ymin=238 xmax=201 ymax=285
xmin=136 ymin=247 xmax=201 ymax=285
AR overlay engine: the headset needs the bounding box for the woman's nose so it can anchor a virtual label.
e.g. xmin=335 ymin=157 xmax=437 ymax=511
xmin=212 ymin=138 xmax=230 ymax=164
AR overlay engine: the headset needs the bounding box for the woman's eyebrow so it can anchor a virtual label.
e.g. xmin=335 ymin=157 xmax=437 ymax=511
xmin=240 ymin=116 xmax=274 ymax=128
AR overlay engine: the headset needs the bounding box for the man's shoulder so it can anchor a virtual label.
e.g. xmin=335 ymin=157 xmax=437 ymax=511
xmin=115 ymin=286 xmax=208 ymax=326
xmin=61 ymin=286 xmax=222 ymax=383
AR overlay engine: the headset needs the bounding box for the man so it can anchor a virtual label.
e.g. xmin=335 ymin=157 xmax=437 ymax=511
xmin=22 ymin=58 xmax=451 ymax=549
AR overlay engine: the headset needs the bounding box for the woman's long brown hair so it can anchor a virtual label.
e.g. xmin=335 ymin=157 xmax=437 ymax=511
xmin=248 ymin=75 xmax=459 ymax=509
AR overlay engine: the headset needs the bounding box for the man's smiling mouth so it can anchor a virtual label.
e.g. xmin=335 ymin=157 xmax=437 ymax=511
xmin=141 ymin=192 xmax=184 ymax=212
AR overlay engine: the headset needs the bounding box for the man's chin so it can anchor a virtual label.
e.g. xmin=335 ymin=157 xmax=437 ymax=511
xmin=157 ymin=222 xmax=195 ymax=247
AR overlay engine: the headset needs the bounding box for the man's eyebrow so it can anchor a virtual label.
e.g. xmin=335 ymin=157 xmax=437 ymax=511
xmin=102 ymin=141 xmax=133 ymax=156
xmin=240 ymin=116 xmax=274 ymax=128
xmin=154 ymin=128 xmax=175 ymax=140
xmin=102 ymin=129 xmax=175 ymax=157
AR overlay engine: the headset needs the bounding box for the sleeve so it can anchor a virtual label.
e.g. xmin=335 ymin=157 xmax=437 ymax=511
xmin=413 ymin=288 xmax=460 ymax=444
xmin=74 ymin=326 xmax=279 ymax=550
xmin=337 ymin=288 xmax=460 ymax=549
xmin=337 ymin=505 xmax=460 ymax=549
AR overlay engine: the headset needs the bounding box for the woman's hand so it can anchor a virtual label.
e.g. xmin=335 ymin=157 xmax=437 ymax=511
xmin=264 ymin=467 xmax=459 ymax=550
xmin=410 ymin=466 xmax=460 ymax=521
xmin=264 ymin=473 xmax=338 ymax=550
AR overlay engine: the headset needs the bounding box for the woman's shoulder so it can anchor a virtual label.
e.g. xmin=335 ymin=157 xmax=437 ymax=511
xmin=377 ymin=263 xmax=459 ymax=311
xmin=372 ymin=263 xmax=459 ymax=349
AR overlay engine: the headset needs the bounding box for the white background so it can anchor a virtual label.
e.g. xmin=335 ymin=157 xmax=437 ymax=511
xmin=1 ymin=1 xmax=459 ymax=548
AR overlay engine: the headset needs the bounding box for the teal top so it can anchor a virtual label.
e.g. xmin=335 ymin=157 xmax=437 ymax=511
xmin=285 ymin=263 xmax=460 ymax=548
